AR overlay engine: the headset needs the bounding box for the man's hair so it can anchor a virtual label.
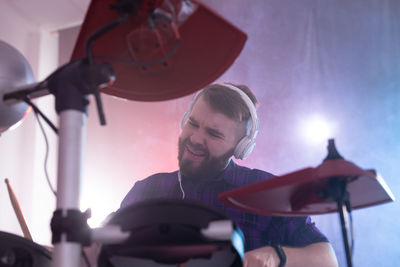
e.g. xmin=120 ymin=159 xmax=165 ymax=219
xmin=199 ymin=83 xmax=258 ymax=123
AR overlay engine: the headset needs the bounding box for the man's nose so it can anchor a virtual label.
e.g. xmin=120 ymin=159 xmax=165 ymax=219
xmin=189 ymin=130 xmax=206 ymax=145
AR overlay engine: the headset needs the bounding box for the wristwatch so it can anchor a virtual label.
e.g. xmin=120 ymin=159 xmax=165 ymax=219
xmin=272 ymin=244 xmax=287 ymax=267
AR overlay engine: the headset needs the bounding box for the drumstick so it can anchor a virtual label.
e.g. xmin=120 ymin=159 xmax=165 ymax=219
xmin=4 ymin=178 xmax=33 ymax=241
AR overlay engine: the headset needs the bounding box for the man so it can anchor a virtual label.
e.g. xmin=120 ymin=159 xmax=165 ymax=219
xmin=120 ymin=83 xmax=338 ymax=267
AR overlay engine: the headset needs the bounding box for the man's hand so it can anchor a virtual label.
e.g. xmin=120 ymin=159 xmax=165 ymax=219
xmin=244 ymin=242 xmax=338 ymax=267
xmin=244 ymin=246 xmax=281 ymax=267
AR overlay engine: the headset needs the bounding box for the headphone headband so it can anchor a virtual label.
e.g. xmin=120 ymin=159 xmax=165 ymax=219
xmin=217 ymin=83 xmax=258 ymax=140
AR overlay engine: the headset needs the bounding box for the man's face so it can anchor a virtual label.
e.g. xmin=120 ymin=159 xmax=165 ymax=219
xmin=178 ymin=95 xmax=247 ymax=179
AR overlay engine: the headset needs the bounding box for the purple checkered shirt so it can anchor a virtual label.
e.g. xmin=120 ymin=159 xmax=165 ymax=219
xmin=121 ymin=161 xmax=328 ymax=251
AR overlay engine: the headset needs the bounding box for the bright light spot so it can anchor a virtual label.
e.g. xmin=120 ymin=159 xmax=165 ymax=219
xmin=299 ymin=114 xmax=334 ymax=145
xmin=80 ymin=181 xmax=120 ymax=228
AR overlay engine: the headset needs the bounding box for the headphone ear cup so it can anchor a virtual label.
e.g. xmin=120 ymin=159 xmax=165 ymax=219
xmin=234 ymin=137 xmax=255 ymax=160
xmin=233 ymin=138 xmax=245 ymax=159
xmin=233 ymin=136 xmax=249 ymax=159
xmin=242 ymin=140 xmax=256 ymax=160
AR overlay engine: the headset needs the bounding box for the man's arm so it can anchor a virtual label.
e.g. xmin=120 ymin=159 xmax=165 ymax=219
xmin=244 ymin=242 xmax=338 ymax=267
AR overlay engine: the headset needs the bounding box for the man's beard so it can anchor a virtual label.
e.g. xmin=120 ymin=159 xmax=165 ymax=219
xmin=178 ymin=137 xmax=233 ymax=180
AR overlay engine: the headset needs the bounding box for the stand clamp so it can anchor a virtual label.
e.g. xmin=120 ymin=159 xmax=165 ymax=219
xmin=50 ymin=209 xmax=92 ymax=246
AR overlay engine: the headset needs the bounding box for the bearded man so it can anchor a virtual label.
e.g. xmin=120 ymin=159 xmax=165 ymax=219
xmin=121 ymin=83 xmax=338 ymax=267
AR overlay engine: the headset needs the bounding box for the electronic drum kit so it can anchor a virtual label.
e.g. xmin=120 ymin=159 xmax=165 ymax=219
xmin=1 ymin=139 xmax=394 ymax=267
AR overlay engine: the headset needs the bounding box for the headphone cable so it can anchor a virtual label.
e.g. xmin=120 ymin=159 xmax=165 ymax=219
xmin=178 ymin=171 xmax=185 ymax=199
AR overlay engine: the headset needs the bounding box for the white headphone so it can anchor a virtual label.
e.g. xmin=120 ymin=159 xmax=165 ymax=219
xmin=180 ymin=83 xmax=258 ymax=160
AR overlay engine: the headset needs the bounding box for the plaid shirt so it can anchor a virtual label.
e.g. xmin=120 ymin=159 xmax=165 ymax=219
xmin=121 ymin=161 xmax=328 ymax=251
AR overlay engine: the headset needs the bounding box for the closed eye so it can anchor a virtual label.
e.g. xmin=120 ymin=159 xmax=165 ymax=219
xmin=188 ymin=117 xmax=224 ymax=139
xmin=207 ymin=128 xmax=224 ymax=139
xmin=188 ymin=118 xmax=199 ymax=128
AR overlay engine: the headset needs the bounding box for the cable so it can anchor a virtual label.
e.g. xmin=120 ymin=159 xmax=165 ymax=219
xmin=32 ymin=109 xmax=57 ymax=197
xmin=23 ymin=97 xmax=58 ymax=134
xmin=178 ymin=171 xmax=185 ymax=199
xmin=86 ymin=14 xmax=129 ymax=64
xmin=93 ymin=38 xmax=180 ymax=68
xmin=93 ymin=18 xmax=181 ymax=68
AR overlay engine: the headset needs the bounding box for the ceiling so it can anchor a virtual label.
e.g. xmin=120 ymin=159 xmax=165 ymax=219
xmin=6 ymin=0 xmax=91 ymax=31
